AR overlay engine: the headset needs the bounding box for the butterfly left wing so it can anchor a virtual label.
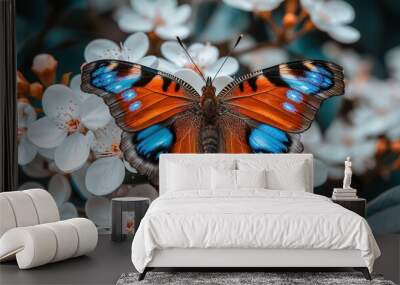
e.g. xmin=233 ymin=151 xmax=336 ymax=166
xmin=81 ymin=59 xmax=203 ymax=185
xmin=217 ymin=60 xmax=344 ymax=153
xmin=81 ymin=59 xmax=200 ymax=132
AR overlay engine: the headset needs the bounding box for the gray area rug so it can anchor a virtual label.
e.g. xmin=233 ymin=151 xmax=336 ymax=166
xmin=117 ymin=272 xmax=396 ymax=285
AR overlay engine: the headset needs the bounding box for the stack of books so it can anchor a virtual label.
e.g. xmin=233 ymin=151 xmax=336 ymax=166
xmin=332 ymin=188 xmax=358 ymax=200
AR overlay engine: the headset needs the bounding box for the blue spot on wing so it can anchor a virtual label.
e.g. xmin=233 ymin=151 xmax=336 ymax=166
xmin=129 ymin=101 xmax=141 ymax=112
xmin=92 ymin=65 xmax=110 ymax=77
xmin=122 ymin=90 xmax=137 ymax=101
xmin=286 ymin=90 xmax=303 ymax=103
xmin=134 ymin=124 xmax=174 ymax=161
xmin=248 ymin=124 xmax=291 ymax=153
xmin=282 ymin=77 xmax=320 ymax=94
xmin=280 ymin=64 xmax=335 ymax=96
xmin=105 ymin=76 xmax=140 ymax=93
xmin=283 ymin=102 xmax=296 ymax=112
xmin=91 ymin=64 xmax=141 ymax=93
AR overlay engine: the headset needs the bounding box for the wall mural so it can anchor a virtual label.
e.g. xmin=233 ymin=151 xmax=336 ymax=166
xmin=16 ymin=0 xmax=400 ymax=233
xmin=80 ymin=57 xmax=344 ymax=184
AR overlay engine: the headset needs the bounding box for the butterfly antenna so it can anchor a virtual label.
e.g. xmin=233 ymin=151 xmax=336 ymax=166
xmin=176 ymin=36 xmax=207 ymax=82
xmin=212 ymin=34 xmax=243 ymax=82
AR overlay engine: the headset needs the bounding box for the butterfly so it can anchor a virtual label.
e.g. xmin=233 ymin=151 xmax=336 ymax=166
xmin=81 ymin=49 xmax=344 ymax=185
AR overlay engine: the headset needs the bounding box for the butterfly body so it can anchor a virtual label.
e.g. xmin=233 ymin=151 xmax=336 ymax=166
xmin=81 ymin=59 xmax=345 ymax=185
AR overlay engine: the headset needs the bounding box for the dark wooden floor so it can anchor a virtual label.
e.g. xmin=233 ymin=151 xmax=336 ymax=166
xmin=0 ymin=235 xmax=134 ymax=285
xmin=0 ymin=234 xmax=398 ymax=285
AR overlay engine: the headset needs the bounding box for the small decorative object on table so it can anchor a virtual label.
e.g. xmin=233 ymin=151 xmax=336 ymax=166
xmin=111 ymin=197 xmax=150 ymax=242
xmin=332 ymin=156 xmax=365 ymax=217
xmin=332 ymin=157 xmax=358 ymax=200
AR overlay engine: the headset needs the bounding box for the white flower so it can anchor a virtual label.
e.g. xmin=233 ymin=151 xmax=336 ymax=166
xmin=85 ymin=120 xmax=136 ymax=196
xmin=302 ymin=121 xmax=377 ymax=178
xmin=17 ymin=100 xmax=38 ymax=165
xmin=302 ymin=0 xmax=360 ymax=44
xmin=72 ymin=33 xmax=157 ymax=103
xmin=159 ymin=41 xmax=238 ymax=94
xmin=223 ymin=0 xmax=284 ymax=12
xmin=27 ymin=84 xmax=111 ymax=173
xmin=84 ymin=32 xmax=156 ymax=66
xmin=117 ymin=0 xmax=191 ymax=40
xmin=235 ymin=36 xmax=288 ymax=70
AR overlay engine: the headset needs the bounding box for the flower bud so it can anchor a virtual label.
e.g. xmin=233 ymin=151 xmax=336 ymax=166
xmin=32 ymin=54 xmax=58 ymax=87
xmin=29 ymin=82 xmax=44 ymax=99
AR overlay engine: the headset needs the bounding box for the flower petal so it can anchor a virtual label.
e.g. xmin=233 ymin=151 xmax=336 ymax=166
xmin=84 ymin=39 xmax=119 ymax=62
xmin=42 ymin=84 xmax=80 ymax=125
xmin=322 ymin=0 xmax=355 ymax=25
xmin=18 ymin=101 xmax=36 ymax=129
xmin=48 ymin=173 xmax=72 ymax=207
xmin=157 ymin=58 xmax=180 ymax=73
xmin=161 ymin=41 xmax=188 ymax=67
xmin=70 ymin=74 xmax=92 ymax=102
xmin=213 ymin=76 xmax=234 ymax=94
xmin=60 ymin=202 xmax=78 ymax=220
xmin=54 ymin=133 xmax=91 ymax=173
xmin=328 ymin=25 xmax=360 ymax=44
xmin=313 ymin=159 xmax=328 ymax=188
xmin=253 ymin=0 xmax=284 ymax=11
xmin=223 ymin=0 xmax=254 ymax=11
xmin=91 ymin=120 xmax=122 ymax=153
xmin=80 ymin=95 xmax=111 ymax=130
xmin=21 ymin=155 xmax=52 ymax=178
xmin=132 ymin=0 xmax=176 ymax=19
xmin=188 ymin=43 xmax=219 ymax=68
xmin=27 ymin=116 xmax=67 ymax=148
xmin=70 ymin=162 xmax=93 ymax=200
xmin=155 ymin=25 xmax=190 ymax=40
xmin=239 ymin=48 xmax=288 ymax=70
xmin=122 ymin=32 xmax=149 ymax=62
xmin=85 ymin=196 xmax=111 ymax=228
xmin=301 ymin=123 xmax=322 ymax=148
xmin=85 ymin=157 xmax=125 ymax=196
xmin=18 ymin=136 xmax=37 ymax=165
xmin=37 ymin=147 xmax=56 ymax=160
xmin=174 ymin=69 xmax=205 ymax=95
xmin=138 ymin=55 xmax=158 ymax=69
xmin=118 ymin=11 xmax=154 ymax=33
xmin=164 ymin=4 xmax=191 ymax=25
xmin=204 ymin=56 xmax=239 ymax=77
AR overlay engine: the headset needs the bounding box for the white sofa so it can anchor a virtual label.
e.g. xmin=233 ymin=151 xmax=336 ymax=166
xmin=0 ymin=189 xmax=97 ymax=269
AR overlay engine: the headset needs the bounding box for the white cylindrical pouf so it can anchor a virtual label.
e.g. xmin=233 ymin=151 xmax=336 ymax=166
xmin=23 ymin=189 xmax=60 ymax=223
xmin=65 ymin=218 xmax=98 ymax=257
xmin=0 ymin=196 xmax=17 ymax=237
xmin=0 ymin=192 xmax=39 ymax=227
xmin=43 ymin=221 xmax=79 ymax=262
